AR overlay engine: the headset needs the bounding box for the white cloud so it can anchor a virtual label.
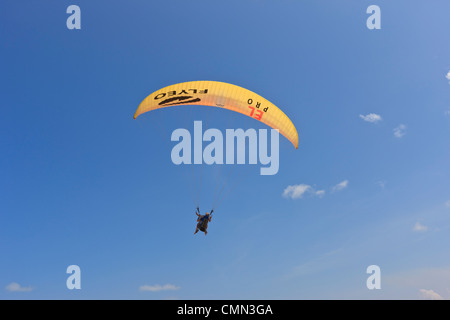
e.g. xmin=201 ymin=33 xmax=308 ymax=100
xmin=413 ymin=222 xmax=428 ymax=232
xmin=446 ymin=71 xmax=450 ymax=82
xmin=282 ymin=184 xmax=312 ymax=199
xmin=5 ymin=282 xmax=33 ymax=292
xmin=282 ymin=184 xmax=327 ymax=199
xmin=283 ymin=181 xmax=348 ymax=200
xmin=419 ymin=289 xmax=444 ymax=300
xmin=359 ymin=113 xmax=382 ymax=123
xmin=332 ymin=180 xmax=349 ymax=192
xmin=315 ymin=190 xmax=326 ymax=197
xmin=393 ymin=124 xmax=407 ymax=138
xmin=139 ymin=284 xmax=180 ymax=292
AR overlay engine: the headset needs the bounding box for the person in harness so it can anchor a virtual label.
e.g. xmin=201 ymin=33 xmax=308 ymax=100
xmin=194 ymin=207 xmax=213 ymax=236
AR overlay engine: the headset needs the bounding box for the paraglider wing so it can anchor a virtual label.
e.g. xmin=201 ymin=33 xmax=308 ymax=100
xmin=133 ymin=81 xmax=299 ymax=149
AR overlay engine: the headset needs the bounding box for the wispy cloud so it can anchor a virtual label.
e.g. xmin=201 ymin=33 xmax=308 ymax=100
xmin=139 ymin=284 xmax=180 ymax=292
xmin=315 ymin=189 xmax=326 ymax=197
xmin=445 ymin=200 xmax=450 ymax=208
xmin=5 ymin=282 xmax=33 ymax=292
xmin=282 ymin=184 xmax=327 ymax=200
xmin=282 ymin=184 xmax=313 ymax=199
xmin=413 ymin=221 xmax=428 ymax=232
xmin=359 ymin=113 xmax=382 ymax=123
xmin=283 ymin=181 xmax=347 ymax=199
xmin=393 ymin=124 xmax=407 ymax=138
xmin=446 ymin=70 xmax=450 ymax=83
xmin=331 ymin=180 xmax=349 ymax=192
xmin=419 ymin=289 xmax=444 ymax=300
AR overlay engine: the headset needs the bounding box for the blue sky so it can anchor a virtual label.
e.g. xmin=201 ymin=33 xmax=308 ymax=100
xmin=1 ymin=0 xmax=449 ymax=299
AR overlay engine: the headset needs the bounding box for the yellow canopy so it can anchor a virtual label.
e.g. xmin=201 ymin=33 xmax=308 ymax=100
xmin=134 ymin=81 xmax=299 ymax=149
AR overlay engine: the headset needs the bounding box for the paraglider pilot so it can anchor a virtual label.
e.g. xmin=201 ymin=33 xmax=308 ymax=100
xmin=194 ymin=207 xmax=213 ymax=236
